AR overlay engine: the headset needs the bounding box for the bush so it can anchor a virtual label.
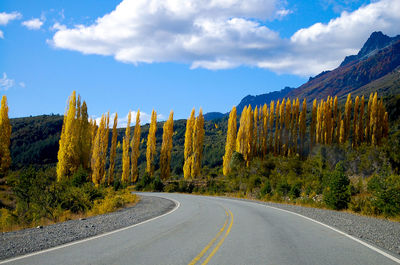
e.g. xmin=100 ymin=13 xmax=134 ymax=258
xmin=260 ymin=180 xmax=272 ymax=196
xmin=367 ymin=174 xmax=400 ymax=216
xmin=323 ymin=162 xmax=351 ymax=210
xmin=71 ymin=166 xmax=89 ymax=187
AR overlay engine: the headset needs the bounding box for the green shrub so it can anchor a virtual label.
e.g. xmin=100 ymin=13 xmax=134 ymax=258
xmin=323 ymin=162 xmax=351 ymax=210
xmin=260 ymin=180 xmax=272 ymax=196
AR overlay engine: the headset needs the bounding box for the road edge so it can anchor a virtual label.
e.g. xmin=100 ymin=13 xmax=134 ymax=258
xmin=0 ymin=195 xmax=180 ymax=264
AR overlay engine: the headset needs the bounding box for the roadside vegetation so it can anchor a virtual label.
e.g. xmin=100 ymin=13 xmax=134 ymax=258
xmin=1 ymin=92 xmax=400 ymax=232
xmin=0 ymin=166 xmax=138 ymax=232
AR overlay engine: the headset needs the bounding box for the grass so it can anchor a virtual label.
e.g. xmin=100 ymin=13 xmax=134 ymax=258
xmin=0 ymin=188 xmax=139 ymax=233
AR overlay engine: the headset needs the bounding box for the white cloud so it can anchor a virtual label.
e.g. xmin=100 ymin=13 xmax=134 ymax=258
xmin=22 ymin=18 xmax=44 ymax=30
xmin=276 ymin=8 xmax=292 ymax=18
xmin=0 ymin=11 xmax=22 ymax=25
xmin=19 ymin=82 xmax=26 ymax=88
xmin=50 ymin=22 xmax=66 ymax=31
xmin=0 ymin=73 xmax=15 ymax=91
xmin=0 ymin=30 xmax=3 ymax=39
xmin=50 ymin=0 xmax=400 ymax=76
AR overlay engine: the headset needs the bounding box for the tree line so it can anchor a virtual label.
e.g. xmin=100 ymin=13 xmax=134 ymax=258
xmin=223 ymin=92 xmax=389 ymax=175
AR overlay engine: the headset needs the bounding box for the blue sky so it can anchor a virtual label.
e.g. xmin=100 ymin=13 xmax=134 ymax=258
xmin=1 ymin=0 xmax=400 ymax=125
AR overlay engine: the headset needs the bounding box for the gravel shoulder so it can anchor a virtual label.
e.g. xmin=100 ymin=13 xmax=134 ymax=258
xmin=0 ymin=194 xmax=176 ymax=261
xmin=231 ymin=197 xmax=400 ymax=256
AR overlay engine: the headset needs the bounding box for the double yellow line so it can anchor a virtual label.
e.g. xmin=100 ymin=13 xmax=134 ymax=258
xmin=188 ymin=210 xmax=234 ymax=265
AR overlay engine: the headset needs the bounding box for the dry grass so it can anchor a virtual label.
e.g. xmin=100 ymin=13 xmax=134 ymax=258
xmin=0 ymin=189 xmax=140 ymax=233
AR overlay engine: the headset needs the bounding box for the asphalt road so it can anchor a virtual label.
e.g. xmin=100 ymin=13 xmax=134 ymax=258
xmin=2 ymin=193 xmax=400 ymax=265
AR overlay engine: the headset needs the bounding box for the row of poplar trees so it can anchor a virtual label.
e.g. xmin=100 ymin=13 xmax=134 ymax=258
xmin=56 ymin=91 xmax=175 ymax=186
xmin=0 ymin=96 xmax=11 ymax=177
xmin=223 ymin=92 xmax=389 ymax=175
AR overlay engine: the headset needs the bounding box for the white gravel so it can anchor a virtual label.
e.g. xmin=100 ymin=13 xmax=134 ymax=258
xmin=0 ymin=195 xmax=175 ymax=261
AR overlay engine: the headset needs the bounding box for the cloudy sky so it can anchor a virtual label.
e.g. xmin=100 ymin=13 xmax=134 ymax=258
xmin=1 ymin=0 xmax=400 ymax=125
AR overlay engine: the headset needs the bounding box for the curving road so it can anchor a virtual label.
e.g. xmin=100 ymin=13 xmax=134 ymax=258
xmin=2 ymin=193 xmax=400 ymax=265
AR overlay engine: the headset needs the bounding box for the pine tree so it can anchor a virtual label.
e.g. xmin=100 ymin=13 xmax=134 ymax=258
xmin=192 ymin=109 xmax=205 ymax=177
xmin=184 ymin=109 xmax=195 ymax=179
xmin=160 ymin=111 xmax=174 ymax=180
xmin=223 ymin=106 xmax=237 ymax=176
xmin=121 ymin=111 xmax=131 ymax=183
xmin=131 ymin=110 xmax=141 ymax=183
xmin=146 ymin=110 xmax=157 ymax=177
xmin=0 ymin=95 xmax=11 ymax=177
xmin=108 ymin=113 xmax=118 ymax=186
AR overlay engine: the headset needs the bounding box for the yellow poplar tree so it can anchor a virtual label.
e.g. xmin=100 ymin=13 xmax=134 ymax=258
xmin=108 ymin=113 xmax=118 ymax=186
xmin=131 ymin=110 xmax=141 ymax=183
xmin=299 ymin=99 xmax=307 ymax=155
xmin=291 ymin=98 xmax=300 ymax=154
xmin=353 ymin=96 xmax=360 ymax=147
xmin=358 ymin=96 xmax=365 ymax=144
xmin=310 ymin=99 xmax=317 ymax=149
xmin=284 ymin=99 xmax=291 ymax=155
xmin=146 ymin=110 xmax=157 ymax=176
xmin=333 ymin=96 xmax=338 ymax=143
xmin=274 ymin=100 xmax=280 ymax=155
xmin=121 ymin=111 xmax=131 ymax=183
xmin=57 ymin=91 xmax=78 ymax=181
xmin=0 ymin=95 xmax=11 ymax=176
xmin=269 ymin=101 xmax=275 ymax=153
xmin=245 ymin=106 xmax=254 ymax=164
xmin=236 ymin=106 xmax=247 ymax=155
xmin=279 ymin=99 xmax=285 ymax=155
xmin=344 ymin=93 xmax=352 ymax=141
xmin=339 ymin=119 xmax=345 ymax=144
xmin=184 ymin=109 xmax=195 ymax=179
xmin=262 ymin=104 xmax=268 ymax=156
xmin=223 ymin=106 xmax=237 ymax=176
xmin=370 ymin=92 xmax=378 ymax=145
xmin=91 ymin=113 xmax=109 ymax=186
xmin=160 ymin=111 xmax=174 ymax=180
xmin=192 ymin=108 xmax=205 ymax=177
xmin=253 ymin=106 xmax=259 ymax=156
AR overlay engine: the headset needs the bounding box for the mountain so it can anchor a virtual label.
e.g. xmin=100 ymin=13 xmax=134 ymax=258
xmin=222 ymin=31 xmax=400 ymax=114
xmin=236 ymin=86 xmax=295 ymax=113
xmin=286 ymin=31 xmax=400 ymax=101
xmin=203 ymin=112 xmax=226 ymax=121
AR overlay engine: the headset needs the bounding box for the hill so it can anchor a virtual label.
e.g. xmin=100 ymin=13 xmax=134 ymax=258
xmin=222 ymin=31 xmax=400 ymax=113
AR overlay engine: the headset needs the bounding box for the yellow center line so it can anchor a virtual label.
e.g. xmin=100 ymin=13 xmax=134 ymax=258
xmin=188 ymin=211 xmax=229 ymax=265
xmin=201 ymin=210 xmax=234 ymax=265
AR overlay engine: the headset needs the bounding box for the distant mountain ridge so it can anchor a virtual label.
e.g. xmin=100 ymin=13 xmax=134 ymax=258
xmin=287 ymin=31 xmax=400 ymax=101
xmin=204 ymin=31 xmax=400 ymax=119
